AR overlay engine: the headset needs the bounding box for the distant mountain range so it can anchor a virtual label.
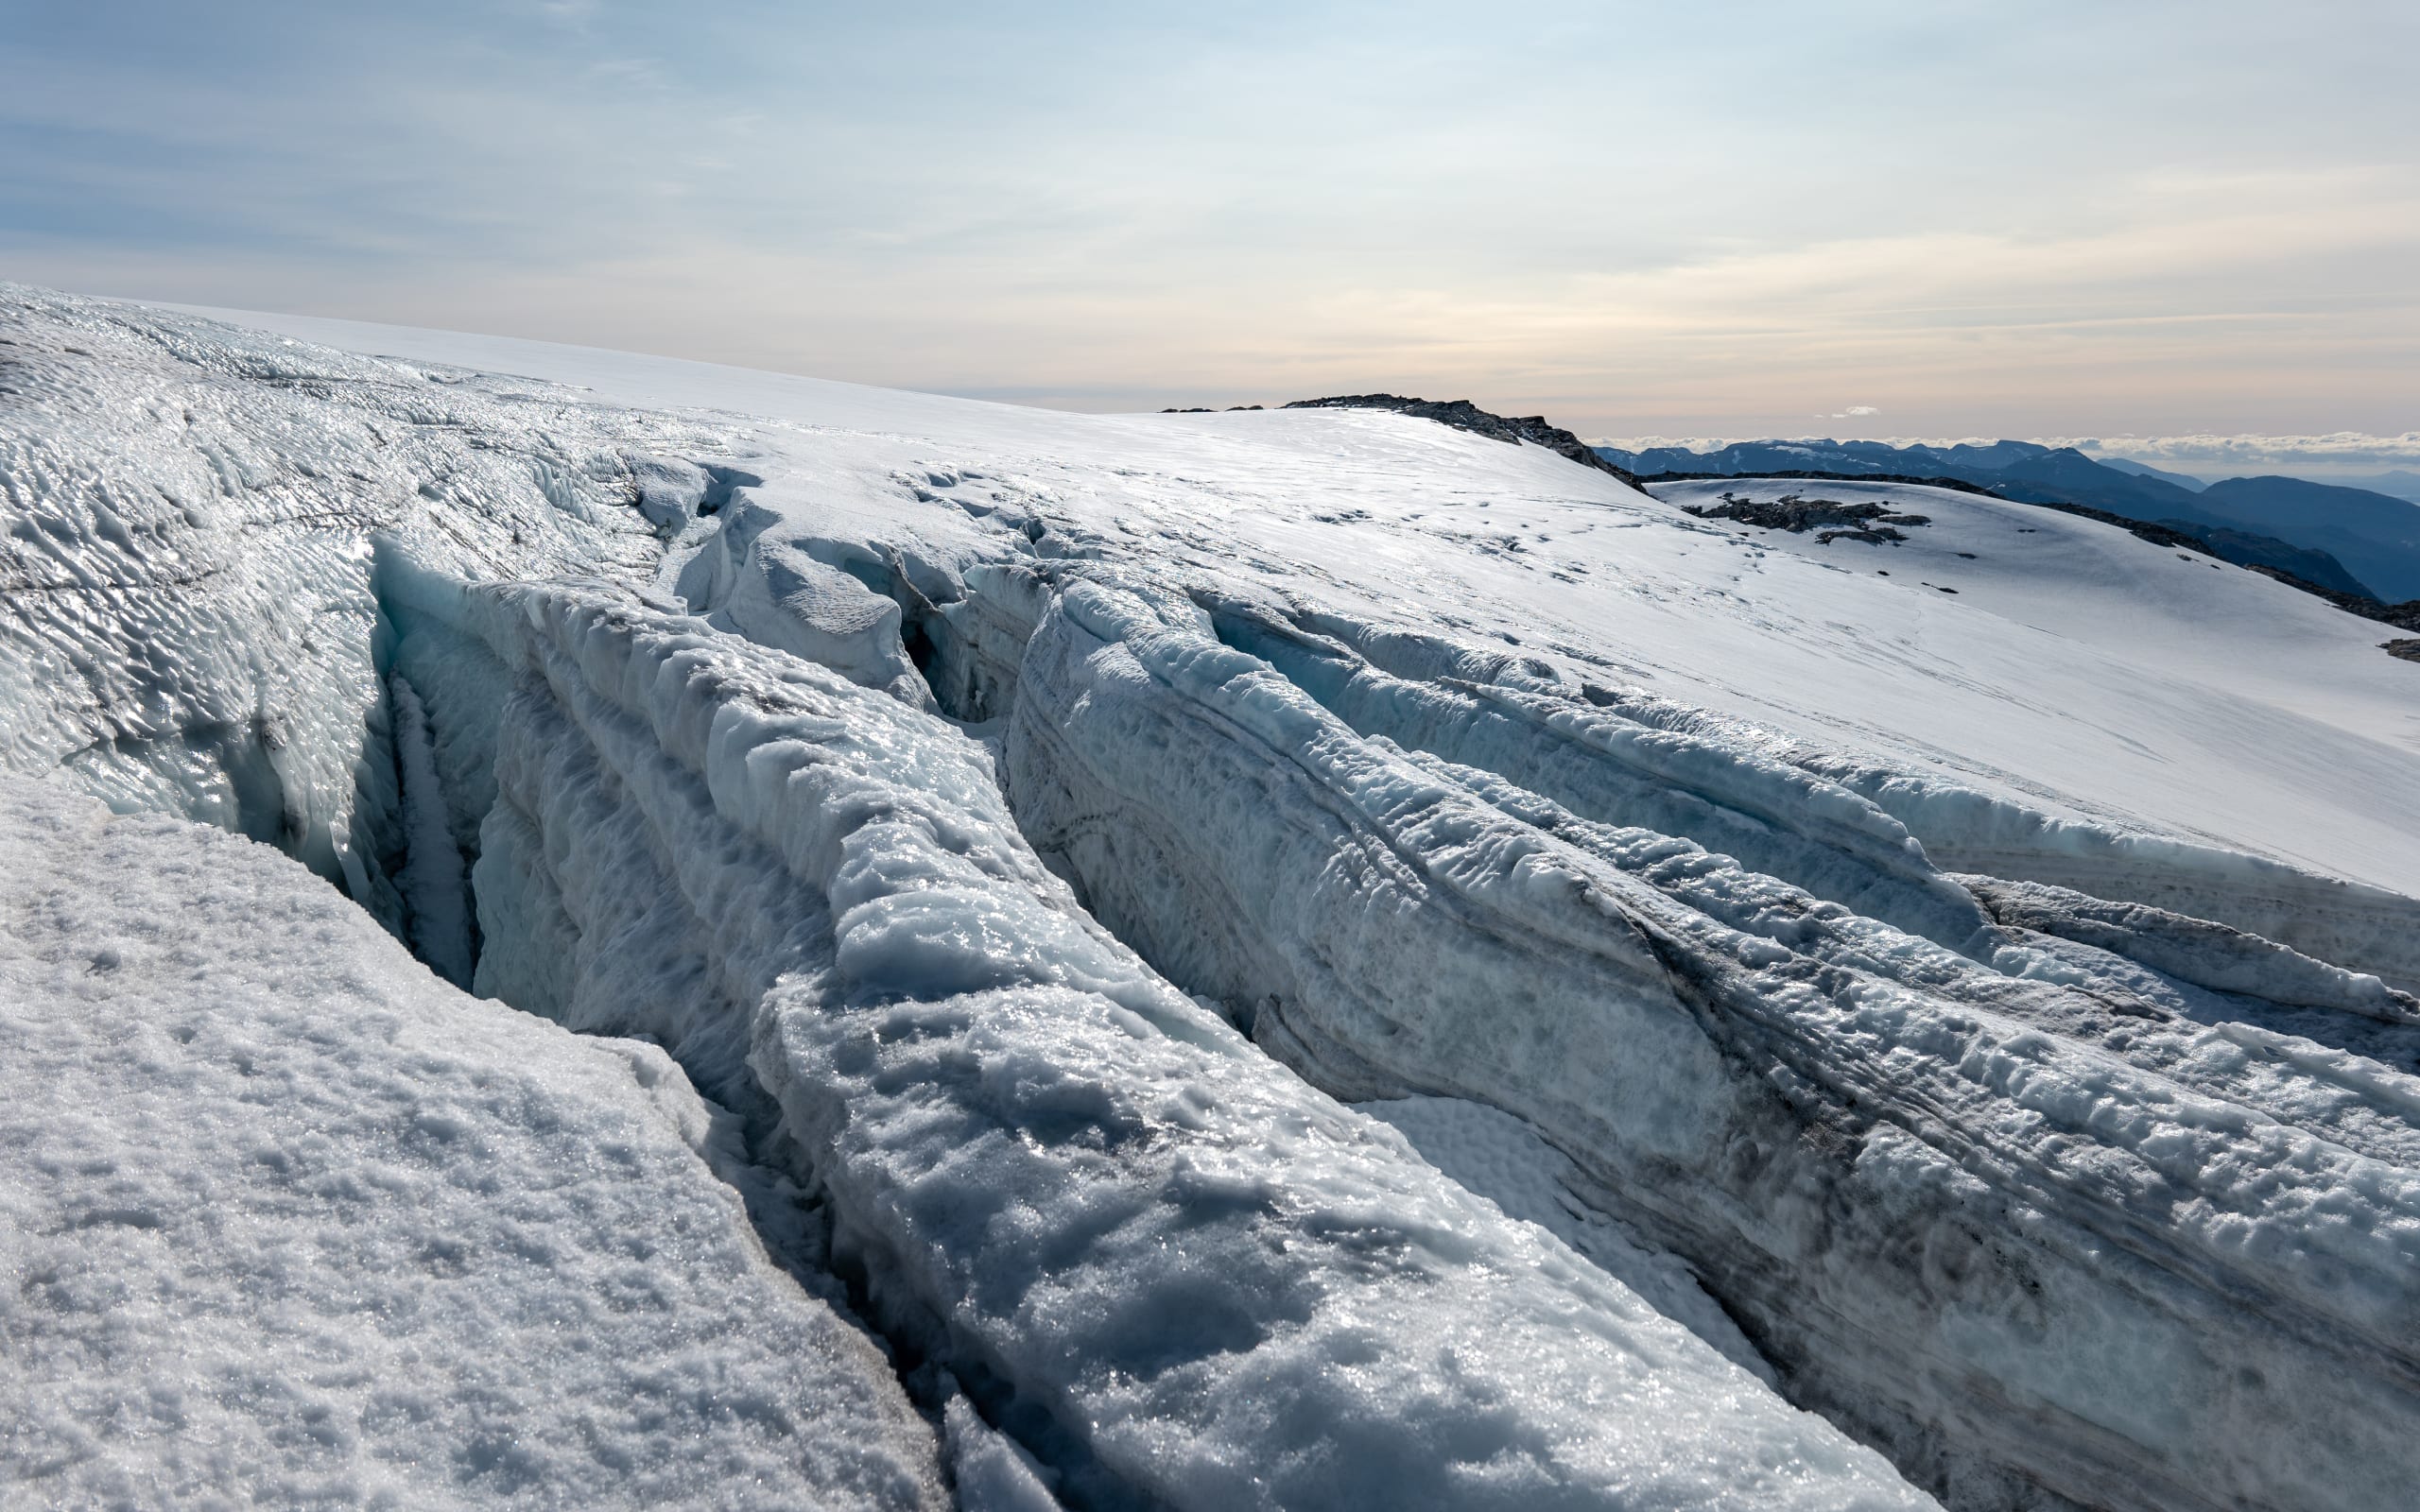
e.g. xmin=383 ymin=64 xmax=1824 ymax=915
xmin=1596 ymin=438 xmax=2420 ymax=602
xmin=2330 ymin=469 xmax=2420 ymax=504
xmin=2097 ymin=456 xmax=2211 ymax=492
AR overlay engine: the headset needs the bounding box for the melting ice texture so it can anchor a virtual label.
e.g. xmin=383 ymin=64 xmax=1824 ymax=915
xmin=5 ymin=283 xmax=2420 ymax=1512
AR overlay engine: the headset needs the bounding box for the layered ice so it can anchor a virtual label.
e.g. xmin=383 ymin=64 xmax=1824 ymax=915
xmin=1003 ymin=574 xmax=2420 ymax=1512
xmin=1193 ymin=588 xmax=1995 ymax=951
xmin=444 ymin=578 xmax=1929 ymax=1511
xmin=0 ymin=285 xmax=722 ymax=947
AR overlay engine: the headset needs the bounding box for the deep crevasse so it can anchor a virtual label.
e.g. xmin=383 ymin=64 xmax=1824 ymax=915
xmin=443 ymin=576 xmax=1929 ymax=1511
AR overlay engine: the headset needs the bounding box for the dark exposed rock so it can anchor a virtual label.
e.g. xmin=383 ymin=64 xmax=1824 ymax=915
xmin=1623 ymin=448 xmax=2392 ymax=599
xmin=1956 ymin=494 xmax=2379 ymax=601
xmin=1658 ymin=473 xmax=2420 ymax=638
xmin=2156 ymin=522 xmax=2377 ymax=599
xmin=1683 ymin=491 xmax=1930 ymax=545
xmin=2383 ymin=639 xmax=2420 ymax=662
xmin=1283 ymin=394 xmax=1643 ymax=489
xmin=2007 ymin=498 xmax=2223 ymax=556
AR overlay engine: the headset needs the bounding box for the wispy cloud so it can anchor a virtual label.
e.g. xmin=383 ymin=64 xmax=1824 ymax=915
xmin=533 ymin=0 xmax=597 ymax=30
xmin=2062 ymin=432 xmax=2420 ymax=479
xmin=0 ymin=3 xmax=2411 ymax=437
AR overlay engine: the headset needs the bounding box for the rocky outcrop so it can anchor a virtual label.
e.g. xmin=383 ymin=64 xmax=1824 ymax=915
xmin=1682 ymin=490 xmax=1932 ymax=544
xmin=1285 ymin=394 xmax=1643 ymax=488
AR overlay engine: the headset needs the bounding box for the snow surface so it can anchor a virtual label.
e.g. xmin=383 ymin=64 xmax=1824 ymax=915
xmin=0 ymin=786 xmax=946 ymax=1510
xmin=7 ymin=284 xmax=2420 ymax=1511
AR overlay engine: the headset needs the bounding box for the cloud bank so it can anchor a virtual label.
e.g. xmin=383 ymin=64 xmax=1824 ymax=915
xmin=2055 ymin=432 xmax=2420 ymax=479
xmin=1590 ymin=432 xmax=2420 ymax=486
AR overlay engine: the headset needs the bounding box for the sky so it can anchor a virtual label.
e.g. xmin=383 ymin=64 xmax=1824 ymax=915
xmin=3 ymin=1 xmax=2415 ymax=472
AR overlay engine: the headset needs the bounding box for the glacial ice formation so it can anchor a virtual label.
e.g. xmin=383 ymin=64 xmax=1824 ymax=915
xmin=8 ymin=284 xmax=2420 ymax=1511
xmin=452 ymin=576 xmax=1929 ymax=1510
xmin=999 ymin=572 xmax=2420 ymax=1512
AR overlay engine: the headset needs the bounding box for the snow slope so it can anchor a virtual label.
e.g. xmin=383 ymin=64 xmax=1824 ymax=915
xmin=166 ymin=301 xmax=2420 ymax=902
xmin=6 ymin=284 xmax=2420 ymax=1511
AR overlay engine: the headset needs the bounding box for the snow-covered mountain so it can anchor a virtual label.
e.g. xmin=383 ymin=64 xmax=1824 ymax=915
xmin=2347 ymin=468 xmax=2420 ymax=504
xmin=1599 ymin=437 xmax=2420 ymax=604
xmin=6 ymin=284 xmax=2420 ymax=1512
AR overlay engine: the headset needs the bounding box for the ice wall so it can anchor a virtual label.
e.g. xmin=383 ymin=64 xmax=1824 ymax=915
xmin=0 ymin=284 xmax=725 ymax=959
xmin=1195 ymin=591 xmax=1995 ymax=951
xmin=507 ymin=427 xmax=2420 ymax=1511
xmin=1794 ymin=751 xmax=2420 ymax=995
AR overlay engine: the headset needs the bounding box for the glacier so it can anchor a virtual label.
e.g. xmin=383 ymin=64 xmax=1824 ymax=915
xmin=4 ymin=283 xmax=2419 ymax=1510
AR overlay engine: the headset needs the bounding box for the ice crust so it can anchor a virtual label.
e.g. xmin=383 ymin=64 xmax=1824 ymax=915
xmin=0 ymin=786 xmax=946 ymax=1510
xmin=9 ymin=285 xmax=2420 ymax=1510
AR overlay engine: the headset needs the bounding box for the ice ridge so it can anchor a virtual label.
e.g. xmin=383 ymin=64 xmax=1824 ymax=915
xmin=444 ymin=577 xmax=1932 ymax=1511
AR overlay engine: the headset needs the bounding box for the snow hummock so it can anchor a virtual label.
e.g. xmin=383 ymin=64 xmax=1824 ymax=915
xmin=7 ymin=283 xmax=2420 ymax=1512
xmin=0 ymin=786 xmax=946 ymax=1510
